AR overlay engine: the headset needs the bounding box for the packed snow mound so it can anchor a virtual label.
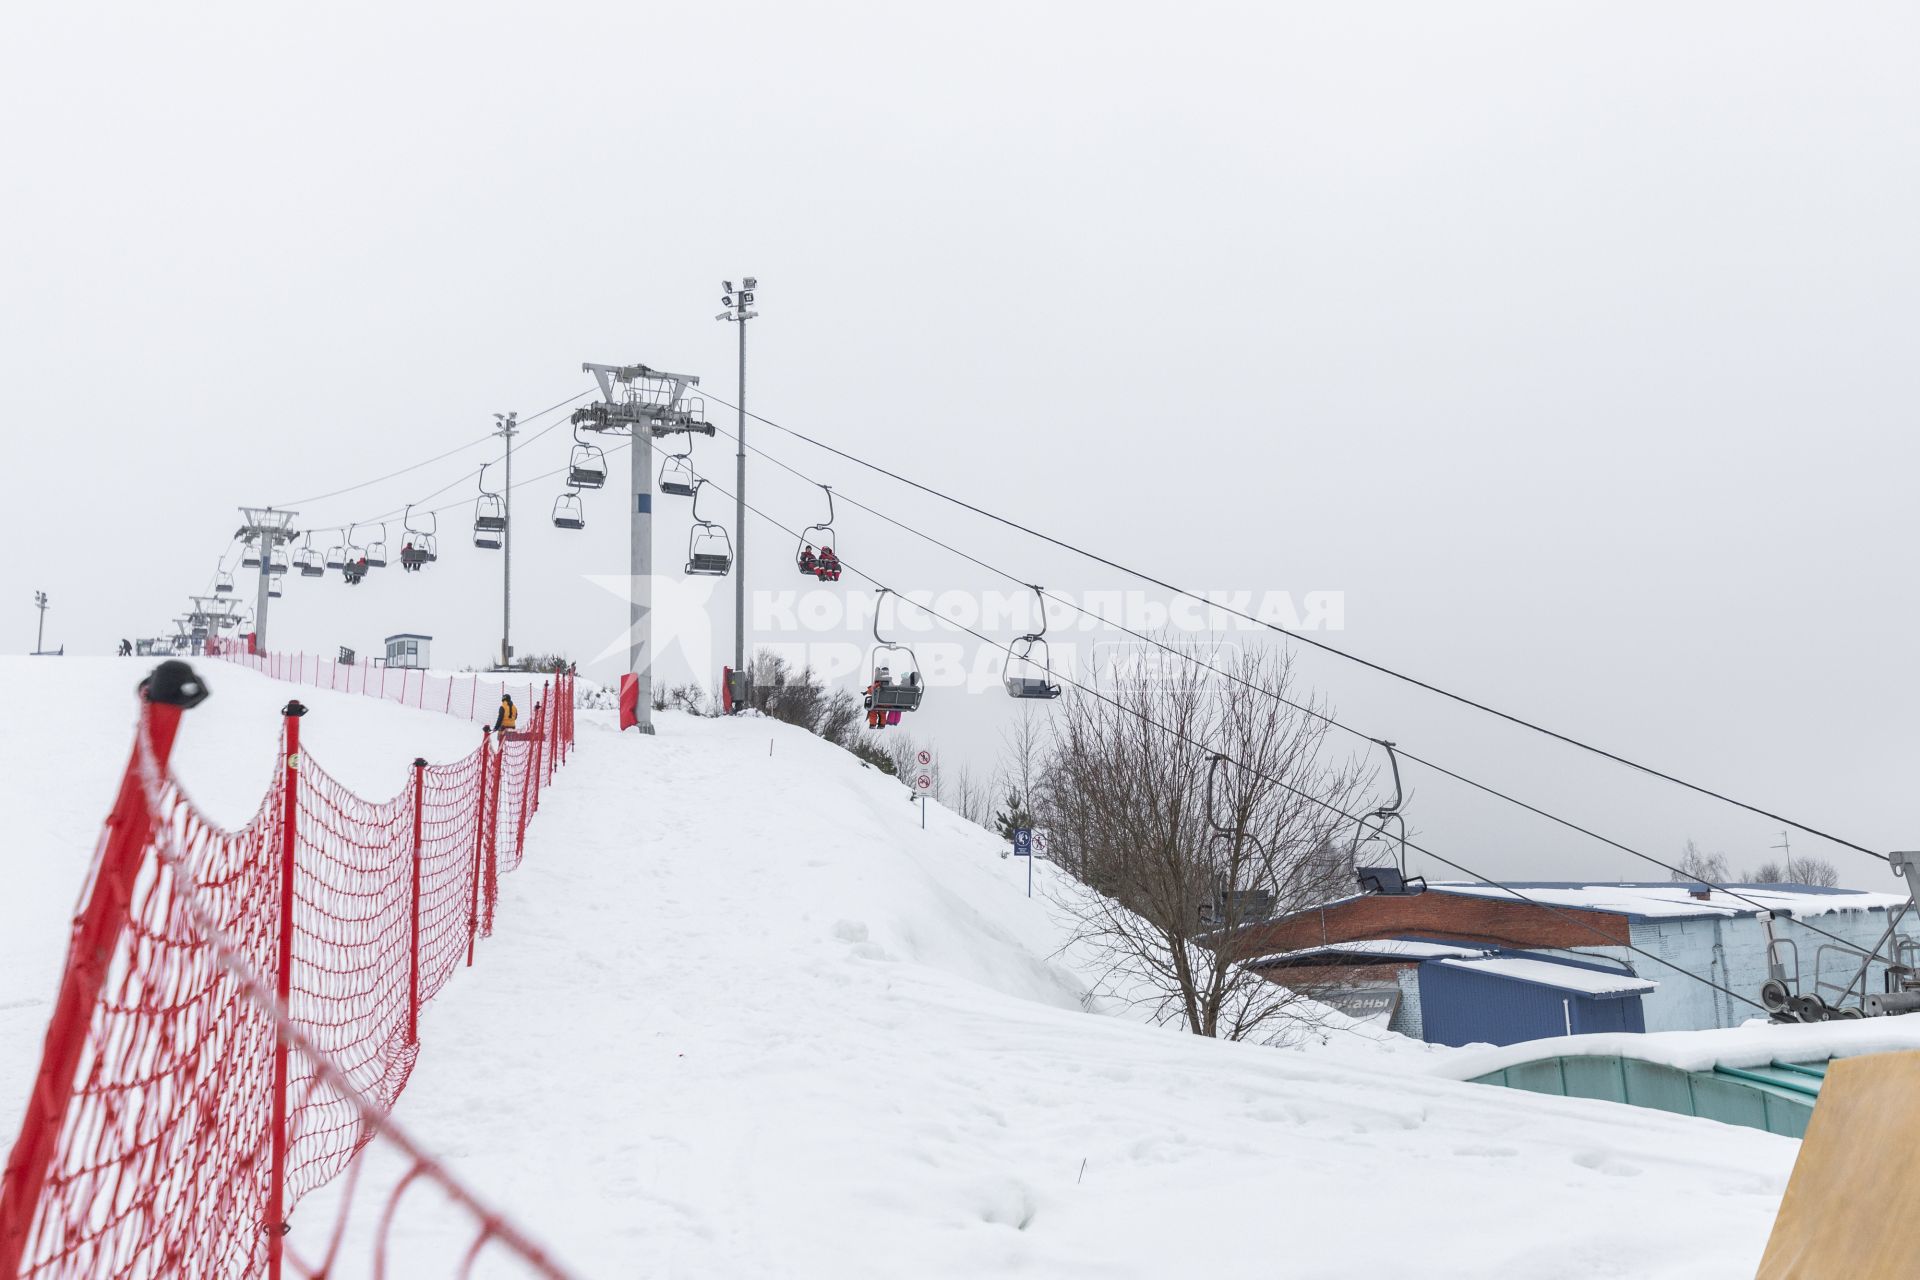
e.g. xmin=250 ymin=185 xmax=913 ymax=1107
xmin=1 ymin=659 xmax=1807 ymax=1279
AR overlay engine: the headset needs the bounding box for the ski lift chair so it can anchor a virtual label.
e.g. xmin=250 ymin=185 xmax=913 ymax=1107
xmin=1357 ymin=866 xmax=1426 ymax=896
xmin=473 ymin=465 xmax=507 ymax=549
xmin=267 ymin=579 xmax=284 ymax=599
xmin=240 ymin=540 xmax=261 ymax=570
xmin=473 ymin=509 xmax=504 ymax=549
xmin=797 ymin=485 xmax=841 ymax=581
xmin=213 ymin=569 xmax=235 ymax=595
xmin=295 ymin=539 xmax=325 ymax=578
xmin=324 ymin=540 xmax=346 ymax=571
xmin=1349 ymin=740 xmax=1411 ymax=877
xmin=659 ymin=449 xmax=697 ymax=498
xmin=1004 ymin=585 xmax=1062 ymax=699
xmin=552 ymin=489 xmax=586 ymax=530
xmin=866 ymin=589 xmax=925 ymax=715
xmin=364 ymin=523 xmax=389 ymax=569
xmin=684 ymin=481 xmax=733 ymax=575
xmin=568 ymin=428 xmax=608 ymax=490
xmin=267 ymin=547 xmax=290 ymax=577
xmin=403 ymin=506 xmax=439 ymax=564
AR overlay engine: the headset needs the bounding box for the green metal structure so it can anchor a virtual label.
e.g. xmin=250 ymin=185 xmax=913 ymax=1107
xmin=1469 ymin=1054 xmax=1825 ymax=1137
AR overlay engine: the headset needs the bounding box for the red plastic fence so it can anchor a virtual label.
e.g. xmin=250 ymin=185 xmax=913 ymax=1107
xmin=204 ymin=637 xmax=568 ymax=730
xmin=0 ymin=663 xmax=577 ymax=1278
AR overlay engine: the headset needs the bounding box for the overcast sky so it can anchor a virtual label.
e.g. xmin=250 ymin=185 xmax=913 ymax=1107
xmin=3 ymin=3 xmax=1916 ymax=885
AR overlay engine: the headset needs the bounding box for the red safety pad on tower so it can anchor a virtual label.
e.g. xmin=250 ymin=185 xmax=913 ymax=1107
xmin=619 ymin=673 xmax=639 ymax=731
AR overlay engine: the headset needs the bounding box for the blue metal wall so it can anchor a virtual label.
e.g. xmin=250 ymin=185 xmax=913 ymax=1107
xmin=1417 ymin=960 xmax=1647 ymax=1047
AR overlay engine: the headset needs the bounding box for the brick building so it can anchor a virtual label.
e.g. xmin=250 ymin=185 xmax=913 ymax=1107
xmin=1242 ymin=882 xmax=1915 ymax=1044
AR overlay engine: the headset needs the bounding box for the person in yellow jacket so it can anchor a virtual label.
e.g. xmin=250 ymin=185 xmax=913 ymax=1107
xmin=493 ymin=694 xmax=518 ymax=734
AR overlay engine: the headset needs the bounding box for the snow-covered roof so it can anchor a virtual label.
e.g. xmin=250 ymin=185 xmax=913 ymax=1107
xmin=1433 ymin=955 xmax=1657 ymax=997
xmin=1429 ymin=881 xmax=1910 ymax=921
xmin=1430 ymin=1012 xmax=1920 ymax=1080
xmin=1253 ymin=938 xmax=1487 ymax=965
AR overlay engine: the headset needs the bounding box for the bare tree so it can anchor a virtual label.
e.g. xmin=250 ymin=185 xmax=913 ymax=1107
xmin=1746 ymin=860 xmax=1786 ymax=884
xmin=995 ymin=705 xmax=1049 ymax=841
xmin=1794 ymin=855 xmax=1842 ymax=887
xmin=1048 ymin=644 xmax=1369 ymax=1042
xmin=1671 ymin=838 xmax=1732 ymax=886
xmin=943 ymin=765 xmax=993 ymax=828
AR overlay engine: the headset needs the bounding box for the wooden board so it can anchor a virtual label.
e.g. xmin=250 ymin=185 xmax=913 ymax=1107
xmin=1757 ymin=1050 xmax=1920 ymax=1279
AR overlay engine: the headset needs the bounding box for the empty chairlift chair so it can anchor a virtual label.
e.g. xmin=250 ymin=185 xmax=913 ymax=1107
xmin=684 ymin=480 xmax=733 ymax=575
xmin=568 ymin=427 xmax=608 ymax=490
xmin=240 ymin=539 xmax=261 ymax=570
xmin=659 ymin=448 xmax=697 ymax=499
xmin=473 ymin=464 xmax=507 ymax=550
xmin=1004 ymin=584 xmax=1062 ymax=699
xmin=295 ymin=538 xmax=325 ymax=578
xmin=552 ymin=488 xmax=586 ymax=530
xmin=267 ymin=546 xmax=290 ymax=577
xmin=324 ymin=538 xmax=347 ymax=571
xmin=1350 ymin=739 xmax=1412 ymax=878
xmin=213 ymin=567 xmax=235 ymax=595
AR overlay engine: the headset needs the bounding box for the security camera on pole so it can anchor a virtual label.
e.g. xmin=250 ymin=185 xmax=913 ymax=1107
xmin=575 ymin=362 xmax=716 ymax=735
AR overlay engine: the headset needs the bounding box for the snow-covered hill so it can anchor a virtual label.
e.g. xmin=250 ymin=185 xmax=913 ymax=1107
xmin=0 ymin=658 xmax=1798 ymax=1278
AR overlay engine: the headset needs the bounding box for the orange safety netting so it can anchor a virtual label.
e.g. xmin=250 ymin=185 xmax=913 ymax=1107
xmin=0 ymin=661 xmax=577 ymax=1278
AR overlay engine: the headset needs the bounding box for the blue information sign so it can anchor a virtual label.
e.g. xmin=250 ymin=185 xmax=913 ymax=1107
xmin=1013 ymin=828 xmax=1033 ymax=857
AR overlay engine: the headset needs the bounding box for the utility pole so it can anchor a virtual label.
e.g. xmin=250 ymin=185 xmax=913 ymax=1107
xmin=1773 ymin=831 xmax=1795 ymax=884
xmin=32 ymin=591 xmax=47 ymax=655
xmin=717 ymin=277 xmax=758 ymax=707
xmin=493 ymin=413 xmax=518 ymax=669
xmin=576 ymin=364 xmax=714 ymax=734
xmin=236 ymin=508 xmax=298 ymax=650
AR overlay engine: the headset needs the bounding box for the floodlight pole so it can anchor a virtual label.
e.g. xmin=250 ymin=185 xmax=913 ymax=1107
xmin=717 ymin=277 xmax=759 ymax=706
xmin=236 ymin=507 xmax=298 ymax=650
xmin=494 ymin=413 xmax=518 ymax=669
xmin=32 ymin=592 xmax=46 ymax=655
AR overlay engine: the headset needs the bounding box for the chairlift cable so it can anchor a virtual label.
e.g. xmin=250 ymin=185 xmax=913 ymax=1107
xmin=658 ymin=437 xmax=1765 ymax=1014
xmin=699 ymin=393 xmax=1886 ymax=865
xmin=738 ymin=451 xmax=1884 ymax=953
xmin=273 ymin=387 xmax=593 ymax=508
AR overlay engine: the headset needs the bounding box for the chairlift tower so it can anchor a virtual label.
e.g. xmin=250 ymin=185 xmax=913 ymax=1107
xmin=188 ymin=595 xmax=243 ymax=636
xmin=575 ymin=362 xmax=716 ymax=734
xmin=236 ymin=507 xmax=298 ymax=649
xmin=32 ymin=591 xmax=47 ymax=655
xmin=716 ymin=277 xmax=759 ymax=700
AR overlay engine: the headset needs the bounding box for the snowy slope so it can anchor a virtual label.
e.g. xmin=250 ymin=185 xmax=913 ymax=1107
xmin=1 ymin=659 xmax=1801 ymax=1279
xmin=0 ymin=656 xmax=486 ymax=1113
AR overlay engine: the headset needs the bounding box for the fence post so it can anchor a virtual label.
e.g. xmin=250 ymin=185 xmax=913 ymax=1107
xmin=513 ymin=706 xmax=535 ymax=862
xmin=483 ymin=727 xmax=506 ymax=937
xmin=0 ymin=663 xmax=205 ymax=1278
xmin=408 ymin=757 xmax=426 ymax=1042
xmin=469 ymin=674 xmax=478 ymax=721
xmin=266 ymin=698 xmax=307 ymax=1280
xmin=466 ymin=730 xmax=490 ymax=966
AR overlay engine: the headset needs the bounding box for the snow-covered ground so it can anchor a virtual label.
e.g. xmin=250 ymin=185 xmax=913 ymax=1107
xmin=1 ymin=657 xmax=1805 ymax=1278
